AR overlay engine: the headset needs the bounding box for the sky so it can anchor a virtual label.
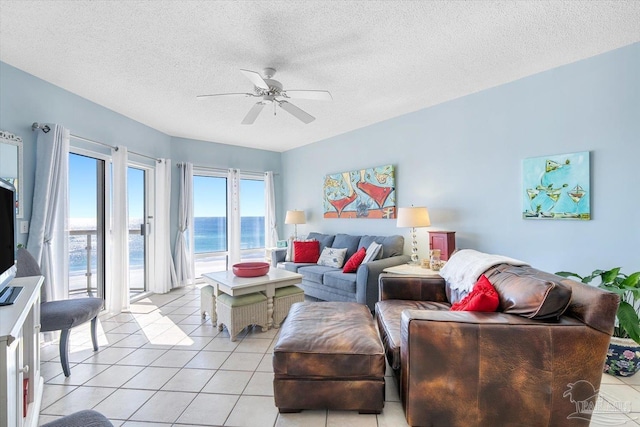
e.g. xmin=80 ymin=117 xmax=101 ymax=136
xmin=69 ymin=153 xmax=265 ymax=219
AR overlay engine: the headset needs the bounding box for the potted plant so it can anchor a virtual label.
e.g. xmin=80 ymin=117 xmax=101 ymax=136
xmin=556 ymin=268 xmax=640 ymax=376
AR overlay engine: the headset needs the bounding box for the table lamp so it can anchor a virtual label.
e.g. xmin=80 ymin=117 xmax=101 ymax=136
xmin=397 ymin=206 xmax=431 ymax=264
xmin=285 ymin=210 xmax=306 ymax=240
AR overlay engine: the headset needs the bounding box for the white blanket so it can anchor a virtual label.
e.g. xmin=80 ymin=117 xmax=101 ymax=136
xmin=439 ymin=249 xmax=530 ymax=292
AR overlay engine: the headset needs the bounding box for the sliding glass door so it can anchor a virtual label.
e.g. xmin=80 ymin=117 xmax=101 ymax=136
xmin=68 ymin=152 xmax=106 ymax=299
xmin=128 ymin=165 xmax=149 ymax=298
xmin=191 ymin=172 xmax=266 ymax=278
xmin=239 ymin=178 xmax=265 ymax=262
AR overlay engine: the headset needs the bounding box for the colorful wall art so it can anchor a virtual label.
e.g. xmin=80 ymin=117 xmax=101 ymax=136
xmin=323 ymin=165 xmax=396 ymax=219
xmin=523 ymin=151 xmax=590 ymax=220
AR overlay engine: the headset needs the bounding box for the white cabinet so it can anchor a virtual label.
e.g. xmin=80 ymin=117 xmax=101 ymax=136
xmin=0 ymin=276 xmax=44 ymax=427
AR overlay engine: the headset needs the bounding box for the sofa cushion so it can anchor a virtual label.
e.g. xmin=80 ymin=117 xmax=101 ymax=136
xmin=307 ymin=232 xmax=336 ymax=254
xmin=375 ymin=299 xmax=451 ymax=370
xmin=298 ymin=265 xmax=337 ymax=285
xmin=317 ymin=247 xmax=348 ymax=268
xmin=362 ymin=242 xmax=383 ymax=263
xmin=359 ymin=235 xmax=404 ymax=259
xmin=343 ymin=247 xmax=367 ymax=273
xmin=484 ymin=264 xmax=572 ymax=320
xmin=283 ymin=262 xmax=316 ymax=273
xmin=332 ymin=233 xmax=362 ymax=259
xmin=450 ymin=275 xmax=499 ymax=312
xmin=294 ymin=241 xmax=320 ymax=263
xmin=323 ymin=270 xmax=358 ymax=294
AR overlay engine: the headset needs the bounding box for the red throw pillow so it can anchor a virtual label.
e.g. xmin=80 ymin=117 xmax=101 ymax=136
xmin=293 ymin=240 xmax=320 ymax=263
xmin=343 ymin=247 xmax=367 ymax=273
xmin=451 ymin=275 xmax=500 ymax=312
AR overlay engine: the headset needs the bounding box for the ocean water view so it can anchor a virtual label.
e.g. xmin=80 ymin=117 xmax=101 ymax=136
xmin=68 ymin=216 xmax=266 ymax=283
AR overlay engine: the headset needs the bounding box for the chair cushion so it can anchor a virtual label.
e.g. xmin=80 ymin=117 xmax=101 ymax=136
xmin=275 ymin=285 xmax=304 ymax=298
xmin=451 ymin=275 xmax=500 ymax=312
xmin=323 ymin=270 xmax=358 ymax=294
xmin=40 ymin=298 xmax=103 ymax=332
xmin=217 ymin=292 xmax=267 ymax=307
xmin=15 ymin=248 xmax=46 ymax=302
xmin=41 ymin=410 xmax=113 ymax=427
xmin=375 ymin=299 xmax=451 ymax=370
xmin=331 ymin=233 xmax=362 ymax=259
xmin=359 ymin=235 xmax=404 ymax=258
xmin=317 ymin=247 xmax=348 ymax=268
xmin=298 ymin=265 xmax=336 ymax=285
xmin=307 ymin=232 xmax=336 ymax=254
xmin=484 ymin=264 xmax=572 ymax=320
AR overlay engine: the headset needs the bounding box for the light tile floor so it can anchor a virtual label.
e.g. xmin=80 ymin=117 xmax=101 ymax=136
xmin=38 ymin=285 xmax=640 ymax=426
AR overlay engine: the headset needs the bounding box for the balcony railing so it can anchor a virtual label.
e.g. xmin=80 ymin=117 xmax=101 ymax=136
xmin=69 ymin=228 xmax=145 ymax=298
xmin=69 ymin=229 xmax=267 ymax=296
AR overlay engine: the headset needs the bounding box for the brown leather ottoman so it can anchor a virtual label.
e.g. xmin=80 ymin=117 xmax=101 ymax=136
xmin=273 ymin=301 xmax=385 ymax=413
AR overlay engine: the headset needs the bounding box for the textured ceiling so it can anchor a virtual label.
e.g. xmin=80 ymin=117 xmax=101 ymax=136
xmin=1 ymin=1 xmax=639 ymax=152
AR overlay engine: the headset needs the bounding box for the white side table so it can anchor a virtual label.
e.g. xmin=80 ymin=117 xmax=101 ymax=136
xmin=383 ymin=264 xmax=442 ymax=277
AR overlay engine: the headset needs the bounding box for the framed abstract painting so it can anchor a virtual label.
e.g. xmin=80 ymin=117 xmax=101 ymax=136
xmin=522 ymin=151 xmax=590 ymax=220
xmin=323 ymin=164 xmax=396 ymax=219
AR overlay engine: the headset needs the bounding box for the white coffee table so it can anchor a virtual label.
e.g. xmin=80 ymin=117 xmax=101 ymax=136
xmin=203 ymin=268 xmax=303 ymax=329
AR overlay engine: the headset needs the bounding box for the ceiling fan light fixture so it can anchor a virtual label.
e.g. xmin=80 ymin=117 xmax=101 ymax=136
xmin=198 ymin=67 xmax=330 ymax=125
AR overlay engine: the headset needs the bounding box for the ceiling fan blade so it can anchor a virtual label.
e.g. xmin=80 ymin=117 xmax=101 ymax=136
xmin=196 ymin=93 xmax=255 ymax=99
xmin=240 ymin=69 xmax=269 ymax=90
xmin=278 ymin=101 xmax=315 ymax=124
xmin=241 ymin=102 xmax=265 ymax=125
xmin=282 ymin=90 xmax=333 ymax=101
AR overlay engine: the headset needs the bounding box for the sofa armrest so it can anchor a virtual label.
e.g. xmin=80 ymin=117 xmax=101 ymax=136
xmin=378 ymin=273 xmax=448 ymax=303
xmin=398 ymin=309 xmax=612 ymax=427
xmin=270 ymin=248 xmax=287 ymax=267
xmin=355 ymin=255 xmax=411 ymax=311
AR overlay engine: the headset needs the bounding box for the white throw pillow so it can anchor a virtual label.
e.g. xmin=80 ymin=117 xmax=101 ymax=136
xmin=317 ymin=247 xmax=348 ymax=268
xmin=362 ymin=242 xmax=383 ymax=264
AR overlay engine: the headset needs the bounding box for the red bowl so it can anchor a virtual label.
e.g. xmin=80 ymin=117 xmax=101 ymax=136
xmin=232 ymin=262 xmax=270 ymax=277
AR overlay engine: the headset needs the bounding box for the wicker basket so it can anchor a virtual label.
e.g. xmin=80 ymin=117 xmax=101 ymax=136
xmin=216 ymin=292 xmax=268 ymax=341
xmin=272 ymin=285 xmax=305 ymax=328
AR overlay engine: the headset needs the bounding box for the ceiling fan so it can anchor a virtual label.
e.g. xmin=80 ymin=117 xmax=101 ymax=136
xmin=197 ymin=68 xmax=332 ymax=125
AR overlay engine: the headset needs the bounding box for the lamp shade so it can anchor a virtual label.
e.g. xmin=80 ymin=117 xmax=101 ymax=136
xmin=285 ymin=210 xmax=306 ymax=225
xmin=396 ymin=207 xmax=431 ymax=228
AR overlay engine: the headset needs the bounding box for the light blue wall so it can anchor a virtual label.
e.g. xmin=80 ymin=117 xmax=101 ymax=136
xmin=282 ymin=43 xmax=640 ymax=275
xmin=0 ymin=62 xmax=282 ymax=248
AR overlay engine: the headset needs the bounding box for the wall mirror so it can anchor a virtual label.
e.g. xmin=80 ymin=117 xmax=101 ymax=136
xmin=0 ymin=130 xmax=24 ymax=218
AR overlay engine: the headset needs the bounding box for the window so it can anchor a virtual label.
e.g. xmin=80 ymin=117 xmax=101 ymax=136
xmin=192 ymin=172 xmax=265 ymax=277
xmin=239 ymin=177 xmax=265 ymax=261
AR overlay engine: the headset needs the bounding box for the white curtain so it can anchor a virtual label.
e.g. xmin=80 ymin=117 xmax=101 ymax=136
xmin=26 ymin=124 xmax=69 ymax=302
xmin=264 ymin=171 xmax=279 ymax=247
xmin=227 ymin=168 xmax=241 ymax=266
xmin=174 ymin=162 xmax=194 ymax=286
xmin=107 ymin=146 xmax=130 ymax=313
xmin=151 ymin=159 xmax=177 ymax=293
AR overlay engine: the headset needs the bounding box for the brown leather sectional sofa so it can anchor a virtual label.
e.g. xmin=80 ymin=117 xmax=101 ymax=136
xmin=375 ymin=263 xmax=620 ymax=427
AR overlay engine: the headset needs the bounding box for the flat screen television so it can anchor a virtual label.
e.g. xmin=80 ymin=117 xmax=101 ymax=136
xmin=0 ymin=178 xmax=17 ymax=293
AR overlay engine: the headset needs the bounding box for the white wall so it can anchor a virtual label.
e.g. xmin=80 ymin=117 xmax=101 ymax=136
xmin=281 ymin=43 xmax=640 ymax=275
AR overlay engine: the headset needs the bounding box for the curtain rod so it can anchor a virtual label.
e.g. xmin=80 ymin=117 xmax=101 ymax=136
xmin=32 ymin=122 xmax=161 ymax=163
xmin=178 ymin=162 xmax=276 ymax=176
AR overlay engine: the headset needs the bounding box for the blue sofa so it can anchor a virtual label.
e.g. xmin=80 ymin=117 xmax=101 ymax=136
xmin=272 ymin=232 xmax=410 ymax=311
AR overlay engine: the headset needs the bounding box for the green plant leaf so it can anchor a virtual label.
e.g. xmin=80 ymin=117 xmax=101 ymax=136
xmin=602 ymin=268 xmax=621 ymax=284
xmin=555 ymin=271 xmax=582 ymax=280
xmin=617 ymin=301 xmax=640 ymax=345
xmin=622 ymin=272 xmax=640 ymax=288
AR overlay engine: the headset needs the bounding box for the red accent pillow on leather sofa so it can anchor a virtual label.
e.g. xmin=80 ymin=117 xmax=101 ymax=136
xmin=343 ymin=247 xmax=367 ymax=273
xmin=451 ymin=274 xmax=500 ymax=312
xmin=293 ymin=240 xmax=320 ymax=263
